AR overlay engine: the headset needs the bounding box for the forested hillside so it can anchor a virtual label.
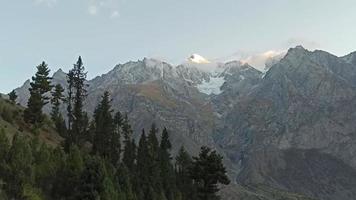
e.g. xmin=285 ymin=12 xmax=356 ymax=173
xmin=0 ymin=58 xmax=230 ymax=200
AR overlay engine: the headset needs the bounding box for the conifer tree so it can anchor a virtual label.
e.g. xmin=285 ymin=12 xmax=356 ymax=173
xmin=77 ymin=156 xmax=105 ymax=200
xmin=147 ymin=123 xmax=164 ymax=199
xmin=116 ymin=163 xmax=136 ymax=200
xmin=159 ymin=128 xmax=176 ymax=200
xmin=65 ymin=56 xmax=88 ymax=149
xmin=6 ymin=134 xmax=34 ymax=198
xmin=66 ymin=70 xmax=74 ymax=131
xmin=93 ymin=91 xmax=114 ymax=158
xmin=175 ymin=146 xmax=195 ymax=200
xmin=71 ymin=56 xmax=88 ymax=144
xmin=110 ymin=111 xmax=123 ymax=165
xmin=50 ymin=84 xmax=65 ymax=121
xmin=122 ymin=114 xmax=135 ymax=170
xmin=190 ymin=146 xmax=230 ymax=200
xmin=136 ymin=129 xmax=153 ymax=200
xmin=51 ymin=84 xmax=66 ymax=135
xmin=8 ymin=90 xmax=17 ymax=104
xmin=54 ymin=145 xmax=84 ymax=199
xmin=24 ymin=62 xmax=52 ymax=126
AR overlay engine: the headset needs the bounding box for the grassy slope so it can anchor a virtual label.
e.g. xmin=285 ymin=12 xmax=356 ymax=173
xmin=0 ymin=97 xmax=62 ymax=146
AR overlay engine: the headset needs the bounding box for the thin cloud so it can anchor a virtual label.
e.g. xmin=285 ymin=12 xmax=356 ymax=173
xmin=88 ymin=5 xmax=98 ymax=15
xmin=34 ymin=0 xmax=58 ymax=7
xmin=88 ymin=0 xmax=121 ymax=18
xmin=111 ymin=10 xmax=120 ymax=18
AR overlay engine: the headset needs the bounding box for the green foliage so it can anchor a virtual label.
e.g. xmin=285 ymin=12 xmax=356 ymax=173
xmin=8 ymin=90 xmax=17 ymax=104
xmin=50 ymin=84 xmax=67 ymax=136
xmin=93 ymin=91 xmax=114 ymax=158
xmin=5 ymin=134 xmax=34 ymax=198
xmin=24 ymin=62 xmax=52 ymax=126
xmin=159 ymin=128 xmax=177 ymax=200
xmin=1 ymin=106 xmax=14 ymax=123
xmin=175 ymin=146 xmax=196 ymax=200
xmin=122 ymin=114 xmax=136 ymax=171
xmin=22 ymin=184 xmax=44 ymax=200
xmin=190 ymin=146 xmax=230 ymax=200
xmin=0 ymin=61 xmax=231 ymax=200
xmin=65 ymin=56 xmax=89 ymax=151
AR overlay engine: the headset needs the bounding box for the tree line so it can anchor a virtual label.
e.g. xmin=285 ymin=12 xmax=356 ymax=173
xmin=0 ymin=57 xmax=230 ymax=200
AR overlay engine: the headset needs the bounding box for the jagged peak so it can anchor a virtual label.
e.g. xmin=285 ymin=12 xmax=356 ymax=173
xmin=143 ymin=57 xmax=171 ymax=68
xmin=286 ymin=45 xmax=309 ymax=55
xmin=341 ymin=51 xmax=356 ymax=65
xmin=53 ymin=68 xmax=66 ymax=75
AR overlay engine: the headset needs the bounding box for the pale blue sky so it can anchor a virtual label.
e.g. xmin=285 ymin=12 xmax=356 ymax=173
xmin=1 ymin=0 xmax=356 ymax=93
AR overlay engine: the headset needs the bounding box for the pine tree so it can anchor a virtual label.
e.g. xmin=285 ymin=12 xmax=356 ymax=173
xmin=8 ymin=90 xmax=17 ymax=104
xmin=110 ymin=111 xmax=123 ymax=165
xmin=93 ymin=91 xmax=114 ymax=158
xmin=122 ymin=114 xmax=135 ymax=170
xmin=24 ymin=62 xmax=52 ymax=126
xmin=50 ymin=84 xmax=65 ymax=121
xmin=159 ymin=128 xmax=176 ymax=200
xmin=66 ymin=70 xmax=74 ymax=131
xmin=116 ymin=163 xmax=136 ymax=200
xmin=72 ymin=56 xmax=88 ymax=144
xmin=136 ymin=129 xmax=152 ymax=200
xmin=147 ymin=123 xmax=164 ymax=199
xmin=51 ymin=84 xmax=66 ymax=136
xmin=76 ymin=156 xmax=104 ymax=200
xmin=175 ymin=146 xmax=195 ymax=200
xmin=190 ymin=146 xmax=230 ymax=200
xmin=53 ymin=145 xmax=84 ymax=199
xmin=65 ymin=56 xmax=88 ymax=149
xmin=6 ymin=134 xmax=34 ymax=199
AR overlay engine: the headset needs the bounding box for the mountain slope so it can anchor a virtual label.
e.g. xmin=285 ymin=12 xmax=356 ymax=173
xmin=0 ymin=97 xmax=61 ymax=146
xmin=218 ymin=46 xmax=356 ymax=200
xmin=12 ymin=47 xmax=356 ymax=200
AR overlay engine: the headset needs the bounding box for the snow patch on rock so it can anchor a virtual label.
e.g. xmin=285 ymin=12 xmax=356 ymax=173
xmin=197 ymin=75 xmax=225 ymax=95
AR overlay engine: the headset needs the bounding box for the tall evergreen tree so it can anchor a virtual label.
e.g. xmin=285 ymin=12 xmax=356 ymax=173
xmin=65 ymin=56 xmax=88 ymax=150
xmin=190 ymin=146 xmax=230 ymax=200
xmin=159 ymin=128 xmax=176 ymax=200
xmin=116 ymin=163 xmax=136 ymax=200
xmin=77 ymin=156 xmax=107 ymax=200
xmin=122 ymin=114 xmax=135 ymax=170
xmin=147 ymin=123 xmax=164 ymax=199
xmin=175 ymin=146 xmax=195 ymax=200
xmin=136 ymin=129 xmax=153 ymax=200
xmin=110 ymin=111 xmax=123 ymax=165
xmin=8 ymin=90 xmax=17 ymax=104
xmin=51 ymin=84 xmax=66 ymax=135
xmin=72 ymin=56 xmax=88 ymax=144
xmin=24 ymin=62 xmax=52 ymax=126
xmin=66 ymin=70 xmax=74 ymax=131
xmin=50 ymin=84 xmax=65 ymax=121
xmin=93 ymin=91 xmax=114 ymax=158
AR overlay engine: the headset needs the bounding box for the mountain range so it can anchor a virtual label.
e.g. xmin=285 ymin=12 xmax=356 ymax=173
xmin=13 ymin=46 xmax=356 ymax=200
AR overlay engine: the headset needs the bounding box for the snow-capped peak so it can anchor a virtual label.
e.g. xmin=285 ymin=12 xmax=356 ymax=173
xmin=188 ymin=54 xmax=211 ymax=64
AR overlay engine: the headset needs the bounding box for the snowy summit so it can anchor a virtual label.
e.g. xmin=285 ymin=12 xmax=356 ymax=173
xmin=188 ymin=54 xmax=211 ymax=64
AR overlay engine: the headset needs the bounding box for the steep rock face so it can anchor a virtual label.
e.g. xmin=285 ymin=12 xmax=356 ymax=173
xmin=237 ymin=148 xmax=356 ymax=200
xmin=218 ymin=47 xmax=356 ymax=199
